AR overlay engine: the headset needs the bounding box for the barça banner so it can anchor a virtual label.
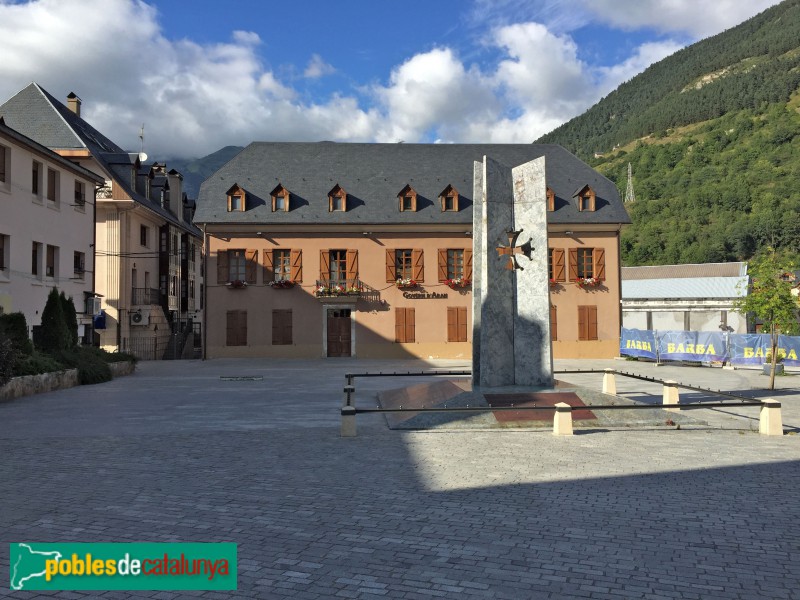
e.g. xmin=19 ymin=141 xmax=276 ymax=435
xmin=728 ymin=334 xmax=800 ymax=366
xmin=657 ymin=330 xmax=727 ymax=362
xmin=619 ymin=328 xmax=658 ymax=359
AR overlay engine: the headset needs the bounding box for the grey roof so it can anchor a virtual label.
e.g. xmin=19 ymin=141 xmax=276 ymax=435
xmin=623 ymin=276 xmax=748 ymax=300
xmin=195 ymin=142 xmax=630 ymax=226
xmin=0 ymin=83 xmax=199 ymax=238
xmin=622 ymin=262 xmax=747 ymax=280
xmin=0 ymin=118 xmax=104 ymax=184
xmin=0 ymin=83 xmax=124 ymax=154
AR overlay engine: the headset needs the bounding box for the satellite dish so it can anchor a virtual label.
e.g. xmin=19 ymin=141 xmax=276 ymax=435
xmin=138 ymin=152 xmax=148 ymax=162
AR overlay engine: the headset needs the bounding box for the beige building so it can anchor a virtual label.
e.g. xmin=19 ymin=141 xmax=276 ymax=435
xmin=0 ymin=117 xmax=104 ymax=338
xmin=196 ymin=143 xmax=630 ymax=360
xmin=0 ymin=84 xmax=203 ymax=359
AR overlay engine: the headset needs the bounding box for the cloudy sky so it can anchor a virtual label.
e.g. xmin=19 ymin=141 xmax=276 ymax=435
xmin=0 ymin=0 xmax=783 ymax=158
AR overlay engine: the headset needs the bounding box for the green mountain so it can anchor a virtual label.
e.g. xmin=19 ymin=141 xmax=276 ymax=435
xmin=167 ymin=145 xmax=244 ymax=199
xmin=537 ymin=0 xmax=800 ymax=266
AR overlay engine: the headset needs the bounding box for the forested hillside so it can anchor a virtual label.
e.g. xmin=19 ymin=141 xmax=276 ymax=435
xmin=537 ymin=0 xmax=800 ymax=266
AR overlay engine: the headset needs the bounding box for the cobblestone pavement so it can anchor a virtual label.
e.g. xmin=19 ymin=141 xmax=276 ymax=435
xmin=1 ymin=358 xmax=799 ymax=599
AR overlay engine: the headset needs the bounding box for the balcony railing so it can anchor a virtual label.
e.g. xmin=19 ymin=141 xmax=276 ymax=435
xmin=132 ymin=287 xmax=161 ymax=306
xmin=315 ymin=279 xmax=364 ymax=297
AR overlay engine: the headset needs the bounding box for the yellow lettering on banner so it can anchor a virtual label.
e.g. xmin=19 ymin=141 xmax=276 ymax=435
xmin=744 ymin=348 xmax=754 ymax=358
xmin=789 ymin=349 xmax=798 ymax=360
xmin=58 ymin=560 xmax=70 ymax=576
xmin=106 ymin=559 xmax=117 ymax=575
xmin=45 ymin=559 xmax=58 ymax=581
xmin=92 ymin=559 xmax=104 ymax=575
xmin=707 ymin=344 xmax=715 ymax=354
xmin=697 ymin=344 xmax=706 ymax=354
xmin=755 ymin=347 xmax=765 ymax=358
xmin=668 ymin=343 xmax=676 ymax=353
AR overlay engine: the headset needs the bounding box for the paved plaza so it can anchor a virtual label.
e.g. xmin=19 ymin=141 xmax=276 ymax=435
xmin=1 ymin=358 xmax=799 ymax=599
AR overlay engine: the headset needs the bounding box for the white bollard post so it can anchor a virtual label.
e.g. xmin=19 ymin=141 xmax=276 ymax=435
xmin=662 ymin=380 xmax=680 ymax=412
xmin=602 ymin=369 xmax=617 ymax=395
xmin=553 ymin=402 xmax=574 ymax=436
xmin=341 ymin=406 xmax=357 ymax=437
xmin=759 ymin=399 xmax=783 ymax=436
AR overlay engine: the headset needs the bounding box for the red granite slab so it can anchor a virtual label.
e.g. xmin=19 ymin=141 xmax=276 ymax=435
xmin=484 ymin=392 xmax=596 ymax=422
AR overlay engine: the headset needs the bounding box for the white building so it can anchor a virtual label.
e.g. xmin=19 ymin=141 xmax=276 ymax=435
xmin=0 ymin=117 xmax=104 ymax=339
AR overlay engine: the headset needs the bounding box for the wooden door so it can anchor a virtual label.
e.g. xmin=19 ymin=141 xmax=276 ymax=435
xmin=327 ymin=309 xmax=352 ymax=357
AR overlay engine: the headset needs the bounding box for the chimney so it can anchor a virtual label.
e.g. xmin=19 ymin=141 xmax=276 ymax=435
xmin=66 ymin=92 xmax=81 ymax=117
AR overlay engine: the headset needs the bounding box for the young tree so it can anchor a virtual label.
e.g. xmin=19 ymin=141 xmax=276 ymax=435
xmin=734 ymin=248 xmax=799 ymax=389
xmin=38 ymin=287 xmax=71 ymax=354
xmin=60 ymin=292 xmax=79 ymax=347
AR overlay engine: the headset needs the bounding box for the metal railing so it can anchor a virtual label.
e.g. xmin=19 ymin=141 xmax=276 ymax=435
xmin=315 ymin=278 xmax=364 ymax=297
xmin=131 ymin=287 xmax=161 ymax=306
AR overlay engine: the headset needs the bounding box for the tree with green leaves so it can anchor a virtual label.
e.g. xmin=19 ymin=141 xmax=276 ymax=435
xmin=59 ymin=291 xmax=79 ymax=347
xmin=38 ymin=288 xmax=72 ymax=354
xmin=733 ymin=248 xmax=799 ymax=390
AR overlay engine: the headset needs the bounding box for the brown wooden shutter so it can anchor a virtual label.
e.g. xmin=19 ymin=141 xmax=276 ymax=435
xmin=553 ymin=248 xmax=566 ymax=281
xmin=464 ymin=249 xmax=473 ymax=281
xmin=262 ymin=249 xmax=274 ymax=283
xmin=319 ymin=250 xmax=330 ymax=283
xmin=550 ymin=305 xmax=557 ymax=341
xmin=245 ymin=249 xmax=257 ymax=283
xmin=568 ymin=248 xmax=579 ymax=281
xmin=217 ymin=250 xmax=229 ymax=284
xmin=406 ymin=308 xmax=415 ymax=343
xmin=578 ymin=306 xmax=586 ymax=340
xmin=290 ymin=249 xmax=302 ymax=282
xmin=447 ymin=307 xmax=457 ymax=341
xmin=386 ymin=249 xmax=396 ymax=282
xmin=438 ymin=249 xmax=448 ymax=282
xmin=395 ymin=308 xmax=404 ymax=342
xmin=238 ymin=310 xmax=247 ymax=345
xmin=588 ymin=306 xmax=598 ymax=340
xmin=346 ymin=249 xmax=358 ymax=282
xmin=272 ymin=309 xmax=292 ymax=345
xmin=226 ymin=310 xmax=237 ymax=346
xmin=458 ymin=306 xmax=467 ymax=342
xmin=593 ymin=248 xmax=605 ymax=280
xmin=412 ymin=249 xmax=424 ymax=282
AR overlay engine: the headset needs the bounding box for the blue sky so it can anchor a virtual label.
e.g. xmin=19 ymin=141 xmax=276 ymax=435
xmin=0 ymin=0 xmax=782 ymax=158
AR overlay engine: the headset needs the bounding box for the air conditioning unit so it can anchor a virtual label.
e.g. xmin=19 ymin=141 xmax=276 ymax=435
xmin=86 ymin=297 xmax=102 ymax=316
xmin=130 ymin=309 xmax=150 ymax=326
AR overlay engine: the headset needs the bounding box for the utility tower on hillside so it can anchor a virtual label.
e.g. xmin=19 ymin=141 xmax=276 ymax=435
xmin=624 ymin=162 xmax=636 ymax=203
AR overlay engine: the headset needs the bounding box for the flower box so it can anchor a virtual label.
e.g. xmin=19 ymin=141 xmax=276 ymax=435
xmin=395 ymin=278 xmax=418 ymax=289
xmin=575 ymin=277 xmax=602 ymax=288
xmin=226 ymin=280 xmax=248 ymax=289
xmin=445 ymin=278 xmax=470 ymax=290
xmin=268 ymin=280 xmax=295 ymax=289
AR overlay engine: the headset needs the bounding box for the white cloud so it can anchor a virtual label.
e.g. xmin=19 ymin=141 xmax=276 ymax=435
xmin=596 ymin=40 xmax=685 ymax=95
xmin=580 ymin=0 xmax=782 ymax=38
xmin=303 ymin=54 xmax=336 ymax=79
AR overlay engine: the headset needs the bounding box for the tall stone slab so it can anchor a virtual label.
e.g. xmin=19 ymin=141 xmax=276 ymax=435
xmin=472 ymin=156 xmax=553 ymax=389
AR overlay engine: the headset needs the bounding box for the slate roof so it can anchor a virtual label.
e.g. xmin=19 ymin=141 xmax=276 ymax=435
xmin=0 ymin=83 xmax=200 ymax=237
xmin=622 ymin=263 xmax=749 ymax=300
xmin=195 ymin=142 xmax=630 ymax=226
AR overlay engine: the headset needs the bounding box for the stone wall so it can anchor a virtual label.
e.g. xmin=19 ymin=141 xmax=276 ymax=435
xmin=0 ymin=360 xmax=135 ymax=401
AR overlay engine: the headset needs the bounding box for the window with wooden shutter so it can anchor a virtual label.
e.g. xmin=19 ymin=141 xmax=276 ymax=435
xmin=447 ymin=306 xmax=467 ymax=342
xmin=328 ymin=184 xmax=346 ymax=212
xmin=550 ymin=305 xmax=558 ymax=341
xmin=593 ymin=248 xmax=605 ymax=280
xmin=412 ymin=249 xmax=424 ymax=282
xmin=273 ymin=249 xmax=291 ymax=281
xmin=395 ymin=308 xmax=415 ymax=343
xmin=290 ymin=249 xmax=302 ymax=282
xmin=578 ymin=305 xmax=598 ymax=341
xmin=272 ymin=309 xmax=293 ymax=345
xmin=439 ymin=184 xmax=459 ymax=212
xmin=217 ymin=250 xmax=229 ymax=284
xmin=437 ymin=249 xmax=448 ymax=282
xmin=270 ymin=183 xmax=290 ymax=212
xmin=464 ymin=248 xmax=472 ymax=281
xmin=262 ymin=249 xmax=274 ymax=283
xmin=245 ymin=249 xmax=258 ymax=283
xmin=550 ymin=248 xmax=565 ymax=282
xmin=319 ymin=249 xmax=330 ymax=283
xmin=568 ymin=248 xmax=578 ymax=281
xmin=577 ymin=248 xmax=594 ymax=279
xmin=398 ymin=184 xmax=417 ymax=212
xmin=346 ymin=249 xmax=358 ymax=282
xmin=226 ymin=310 xmax=247 ymax=346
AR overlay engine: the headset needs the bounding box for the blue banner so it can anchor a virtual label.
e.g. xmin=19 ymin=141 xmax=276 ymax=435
xmin=657 ymin=330 xmax=727 ymax=362
xmin=620 ymin=328 xmax=658 ymax=359
xmin=728 ymin=333 xmax=800 ymax=366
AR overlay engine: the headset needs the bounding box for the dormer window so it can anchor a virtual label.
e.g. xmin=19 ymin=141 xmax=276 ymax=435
xmin=226 ymin=184 xmax=246 ymax=212
xmin=546 ymin=187 xmax=555 ymax=212
xmin=328 ymin=184 xmax=346 ymax=212
xmin=439 ymin=184 xmax=459 ymax=212
xmin=574 ymin=185 xmax=596 ymax=212
xmin=398 ymin=184 xmax=417 ymax=212
xmin=270 ymin=184 xmax=290 ymax=212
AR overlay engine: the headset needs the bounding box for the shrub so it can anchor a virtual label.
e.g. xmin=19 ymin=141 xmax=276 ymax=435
xmin=0 ymin=334 xmax=12 ymax=386
xmin=60 ymin=292 xmax=79 ymax=347
xmin=54 ymin=347 xmax=112 ymax=385
xmin=0 ymin=312 xmax=33 ymax=356
xmin=38 ymin=288 xmax=72 ymax=354
xmin=12 ymin=351 xmax=65 ymax=377
xmin=81 ymin=346 xmax=138 ymax=364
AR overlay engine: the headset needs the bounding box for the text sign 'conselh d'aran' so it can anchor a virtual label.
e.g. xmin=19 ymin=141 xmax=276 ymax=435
xmin=402 ymin=292 xmax=449 ymax=299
